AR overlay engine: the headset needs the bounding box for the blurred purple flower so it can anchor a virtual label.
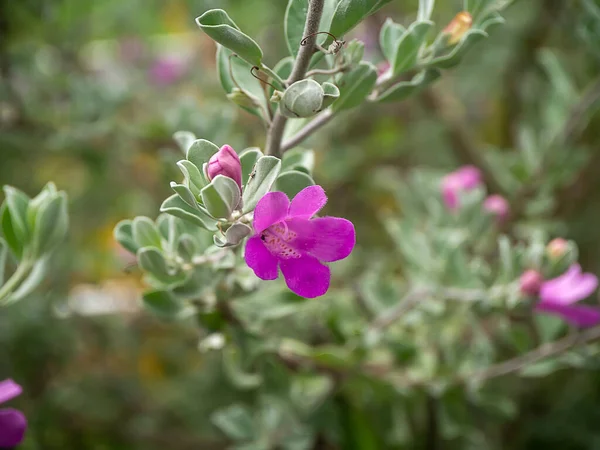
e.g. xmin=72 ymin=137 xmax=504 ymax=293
xmin=519 ymin=269 xmax=543 ymax=296
xmin=547 ymin=237 xmax=568 ymax=260
xmin=245 ymin=186 xmax=356 ymax=298
xmin=0 ymin=379 xmax=26 ymax=447
xmin=535 ymin=264 xmax=600 ymax=327
xmin=149 ymin=57 xmax=185 ymax=86
xmin=483 ymin=194 xmax=509 ymax=222
xmin=441 ymin=165 xmax=482 ymax=211
xmin=207 ymin=145 xmax=242 ymax=189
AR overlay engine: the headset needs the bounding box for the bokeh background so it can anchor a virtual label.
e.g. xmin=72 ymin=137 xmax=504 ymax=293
xmin=2 ymin=0 xmax=600 ymax=448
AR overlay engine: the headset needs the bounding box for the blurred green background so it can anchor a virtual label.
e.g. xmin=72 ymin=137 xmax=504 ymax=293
xmin=2 ymin=0 xmax=600 ymax=448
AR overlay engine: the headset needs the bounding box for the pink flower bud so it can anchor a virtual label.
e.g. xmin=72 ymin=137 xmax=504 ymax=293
xmin=207 ymin=145 xmax=242 ymax=189
xmin=547 ymin=238 xmax=568 ymax=260
xmin=520 ymin=270 xmax=543 ymax=296
xmin=483 ymin=195 xmax=509 ymax=222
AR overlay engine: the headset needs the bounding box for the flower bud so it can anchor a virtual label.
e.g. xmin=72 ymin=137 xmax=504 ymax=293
xmin=546 ymin=238 xmax=568 ymax=260
xmin=280 ymin=79 xmax=324 ymax=118
xmin=483 ymin=195 xmax=509 ymax=222
xmin=207 ymin=145 xmax=242 ymax=189
xmin=443 ymin=11 xmax=473 ymax=45
xmin=520 ymin=270 xmax=543 ymax=296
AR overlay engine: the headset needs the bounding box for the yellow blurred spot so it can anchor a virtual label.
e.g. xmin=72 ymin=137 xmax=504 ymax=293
xmin=443 ymin=12 xmax=473 ymax=45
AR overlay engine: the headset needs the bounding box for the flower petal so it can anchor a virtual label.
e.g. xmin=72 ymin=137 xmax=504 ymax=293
xmin=0 ymin=408 xmax=27 ymax=447
xmin=540 ymin=265 xmax=598 ymax=305
xmin=289 ymin=185 xmax=327 ymax=219
xmin=244 ymin=236 xmax=279 ymax=280
xmin=441 ymin=176 xmax=460 ymax=211
xmin=536 ymin=303 xmax=600 ymax=328
xmin=306 ymin=217 xmax=356 ymax=262
xmin=252 ymin=191 xmax=290 ymax=234
xmin=0 ymin=380 xmax=22 ymax=405
xmin=280 ymin=255 xmax=330 ymax=298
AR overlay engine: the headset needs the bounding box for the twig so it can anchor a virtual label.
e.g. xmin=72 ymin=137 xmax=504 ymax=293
xmin=306 ymin=65 xmax=349 ymax=77
xmin=465 ymin=323 xmax=600 ymax=382
xmin=280 ymin=109 xmax=334 ymax=152
xmin=264 ymin=0 xmax=325 ymax=156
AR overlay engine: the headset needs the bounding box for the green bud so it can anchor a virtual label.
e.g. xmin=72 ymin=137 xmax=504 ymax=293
xmin=280 ymin=79 xmax=324 ymax=119
xmin=226 ymin=87 xmax=261 ymax=109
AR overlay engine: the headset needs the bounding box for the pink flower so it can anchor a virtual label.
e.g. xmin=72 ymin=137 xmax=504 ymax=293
xmin=149 ymin=57 xmax=185 ymax=86
xmin=535 ymin=264 xmax=600 ymax=327
xmin=207 ymin=145 xmax=242 ymax=189
xmin=0 ymin=379 xmax=26 ymax=447
xmin=441 ymin=165 xmax=482 ymax=211
xmin=483 ymin=194 xmax=509 ymax=222
xmin=244 ymin=186 xmax=356 ymax=298
xmin=520 ymin=269 xmax=543 ymax=296
xmin=547 ymin=238 xmax=568 ymax=260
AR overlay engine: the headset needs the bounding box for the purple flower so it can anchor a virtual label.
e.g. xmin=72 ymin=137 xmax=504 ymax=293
xmin=244 ymin=186 xmax=356 ymax=298
xmin=441 ymin=165 xmax=482 ymax=211
xmin=483 ymin=194 xmax=509 ymax=222
xmin=535 ymin=264 xmax=600 ymax=327
xmin=520 ymin=269 xmax=543 ymax=296
xmin=149 ymin=57 xmax=185 ymax=86
xmin=0 ymin=379 xmax=26 ymax=447
xmin=207 ymin=145 xmax=242 ymax=189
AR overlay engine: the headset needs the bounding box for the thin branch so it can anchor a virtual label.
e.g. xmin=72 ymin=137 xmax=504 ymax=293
xmin=265 ymin=0 xmax=325 ymax=156
xmin=464 ymin=324 xmax=600 ymax=382
xmin=306 ymin=65 xmax=349 ymax=77
xmin=280 ymin=109 xmax=334 ymax=152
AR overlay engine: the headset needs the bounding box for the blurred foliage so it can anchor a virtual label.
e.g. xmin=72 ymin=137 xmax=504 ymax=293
xmin=2 ymin=0 xmax=600 ymax=449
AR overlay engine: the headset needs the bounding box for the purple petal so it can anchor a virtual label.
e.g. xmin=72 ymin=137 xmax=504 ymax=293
xmin=456 ymin=165 xmax=482 ymax=190
xmin=540 ymin=265 xmax=598 ymax=305
xmin=536 ymin=303 xmax=600 ymax=328
xmin=0 ymin=408 xmax=27 ymax=447
xmin=441 ymin=176 xmax=460 ymax=211
xmin=0 ymin=380 xmax=22 ymax=405
xmin=303 ymin=217 xmax=356 ymax=262
xmin=244 ymin=236 xmax=279 ymax=280
xmin=280 ymin=255 xmax=330 ymax=298
xmin=252 ymin=191 xmax=290 ymax=234
xmin=289 ymin=185 xmax=327 ymax=219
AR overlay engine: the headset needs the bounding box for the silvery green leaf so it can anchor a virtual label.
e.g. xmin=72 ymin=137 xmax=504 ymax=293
xmin=274 ymin=171 xmax=315 ymax=198
xmin=177 ymin=160 xmax=206 ymax=194
xmin=160 ymin=194 xmax=217 ymax=231
xmin=242 ymin=156 xmax=282 ymax=213
xmin=172 ymin=266 xmax=218 ymax=299
xmin=280 ymin=79 xmax=324 ymax=118
xmin=222 ymin=346 xmax=263 ymax=390
xmin=173 ymin=131 xmax=196 ymax=154
xmin=132 ymin=216 xmax=163 ymax=250
xmin=239 ymin=147 xmax=263 ymax=187
xmin=329 ymin=0 xmax=394 ymax=41
xmin=2 ymin=186 xmax=30 ymax=251
xmin=138 ymin=247 xmax=183 ymax=285
xmin=31 ymin=192 xmax=68 ymax=257
xmin=113 ymin=220 xmax=138 ymax=254
xmin=376 ymin=69 xmax=440 ymax=102
xmin=1 ymin=203 xmax=24 ymax=259
xmin=418 ymin=0 xmax=435 ymax=21
xmin=201 ymin=175 xmax=241 ymax=219
xmin=187 ymin=139 xmax=220 ymax=171
xmin=0 ymin=238 xmax=6 ymax=286
xmin=196 ymin=9 xmax=263 ymax=66
xmin=331 ymin=61 xmax=377 ymax=112
xmin=321 ymin=82 xmax=340 ymax=108
xmin=216 ymin=46 xmax=266 ymax=118
xmin=285 ymin=0 xmax=337 ymax=57
xmin=177 ymin=234 xmax=197 ymax=261
xmin=379 ymin=19 xmax=406 ymax=66
xmin=290 ymin=374 xmax=333 ymax=414
xmin=427 ymin=29 xmax=488 ymax=69
xmin=281 ymin=148 xmax=315 ymax=174
xmin=215 ymin=223 xmax=253 ymax=248
xmin=142 ymin=290 xmax=183 ymax=319
xmin=170 ymin=182 xmax=198 ymax=209
xmin=381 ymin=20 xmax=433 ymax=75
xmin=7 ymin=257 xmax=51 ymax=303
xmin=212 ymin=405 xmax=256 ymax=441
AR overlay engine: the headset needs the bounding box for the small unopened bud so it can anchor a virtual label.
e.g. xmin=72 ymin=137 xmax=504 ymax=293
xmin=226 ymin=88 xmax=260 ymax=109
xmin=280 ymin=79 xmax=324 ymax=118
xmin=483 ymin=195 xmax=509 ymax=222
xmin=547 ymin=238 xmax=569 ymax=260
xmin=520 ymin=270 xmax=543 ymax=296
xmin=443 ymin=11 xmax=473 ymax=45
xmin=207 ymin=145 xmax=242 ymax=189
xmin=327 ymin=40 xmax=345 ymax=54
xmin=270 ymin=90 xmax=284 ymax=103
